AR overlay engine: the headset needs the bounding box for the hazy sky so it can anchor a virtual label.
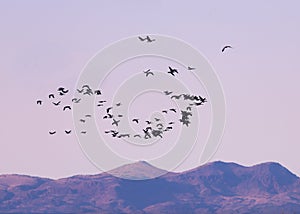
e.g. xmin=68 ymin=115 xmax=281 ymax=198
xmin=1 ymin=1 xmax=300 ymax=178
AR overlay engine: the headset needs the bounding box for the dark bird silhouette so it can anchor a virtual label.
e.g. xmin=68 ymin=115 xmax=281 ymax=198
xmin=77 ymin=89 xmax=84 ymax=93
xmin=58 ymin=87 xmax=69 ymax=94
xmin=171 ymin=94 xmax=182 ymax=99
xmin=79 ymin=119 xmax=85 ymax=123
xmin=97 ymin=104 xmax=104 ymax=107
xmin=63 ymin=106 xmax=71 ymax=111
xmin=85 ymin=114 xmax=91 ymax=118
xmin=143 ymin=69 xmax=154 ymax=77
xmin=132 ymin=118 xmax=139 ymax=124
xmin=116 ymin=102 xmax=121 ymax=107
xmin=138 ymin=36 xmax=155 ymax=42
xmin=186 ymin=106 xmax=192 ymax=111
xmin=106 ymin=107 xmax=112 ymax=114
xmin=49 ymin=131 xmax=56 ymax=135
xmin=118 ymin=134 xmax=130 ymax=138
xmin=180 ymin=119 xmax=191 ymax=127
xmin=162 ymin=110 xmax=168 ymax=114
xmin=164 ymin=90 xmax=173 ymax=95
xmin=98 ymin=100 xmax=107 ymax=103
xmin=111 ymin=131 xmax=119 ymax=137
xmin=82 ymin=85 xmax=91 ymax=89
xmin=134 ymin=134 xmax=141 ymax=138
xmin=112 ymin=119 xmax=120 ymax=126
xmin=154 ymin=118 xmax=160 ymax=122
xmin=222 ymin=45 xmax=232 ymax=52
xmin=118 ymin=114 xmax=123 ymax=118
xmin=48 ymin=94 xmax=55 ymax=99
xmin=37 ymin=100 xmax=42 ymax=105
xmin=198 ymin=95 xmax=207 ymax=103
xmin=194 ymin=102 xmax=204 ymax=106
xmin=52 ymin=101 xmax=61 ymax=106
xmin=168 ymin=66 xmax=178 ymax=76
xmin=169 ymin=108 xmax=177 ymax=113
xmin=65 ymin=130 xmax=71 ymax=134
xmin=72 ymin=98 xmax=81 ymax=103
xmin=103 ymin=114 xmax=113 ymax=119
xmin=156 ymin=123 xmax=164 ymax=128
xmin=143 ymin=129 xmax=152 ymax=139
xmin=94 ymin=90 xmax=101 ymax=95
xmin=188 ymin=66 xmax=196 ymax=70
xmin=145 ymin=120 xmax=151 ymax=125
xmin=81 ymin=131 xmax=87 ymax=134
xmin=168 ymin=121 xmax=175 ymax=125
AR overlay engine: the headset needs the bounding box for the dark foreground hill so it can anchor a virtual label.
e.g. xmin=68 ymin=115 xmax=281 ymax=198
xmin=1 ymin=161 xmax=300 ymax=213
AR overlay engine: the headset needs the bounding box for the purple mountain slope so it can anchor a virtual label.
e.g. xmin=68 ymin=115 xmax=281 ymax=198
xmin=1 ymin=161 xmax=300 ymax=213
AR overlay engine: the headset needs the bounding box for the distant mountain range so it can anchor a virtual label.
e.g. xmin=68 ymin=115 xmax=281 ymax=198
xmin=1 ymin=161 xmax=300 ymax=213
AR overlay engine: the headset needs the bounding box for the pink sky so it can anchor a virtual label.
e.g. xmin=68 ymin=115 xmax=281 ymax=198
xmin=0 ymin=1 xmax=300 ymax=178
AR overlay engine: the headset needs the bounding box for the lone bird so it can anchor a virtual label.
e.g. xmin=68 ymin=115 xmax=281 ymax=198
xmin=164 ymin=91 xmax=173 ymax=95
xmin=94 ymin=90 xmax=101 ymax=95
xmin=134 ymin=134 xmax=141 ymax=138
xmin=48 ymin=94 xmax=55 ymax=99
xmin=138 ymin=36 xmax=155 ymax=42
xmin=49 ymin=131 xmax=56 ymax=135
xmin=162 ymin=110 xmax=168 ymax=114
xmin=65 ymin=130 xmax=71 ymax=134
xmin=81 ymin=131 xmax=87 ymax=134
xmin=222 ymin=45 xmax=232 ymax=52
xmin=37 ymin=100 xmax=42 ymax=105
xmin=188 ymin=66 xmax=196 ymax=71
xmin=116 ymin=102 xmax=121 ymax=107
xmin=85 ymin=114 xmax=92 ymax=118
xmin=143 ymin=69 xmax=154 ymax=77
xmin=106 ymin=107 xmax=112 ymax=114
xmin=72 ymin=98 xmax=81 ymax=103
xmin=58 ymin=87 xmax=69 ymax=94
xmin=112 ymin=119 xmax=120 ymax=126
xmin=168 ymin=66 xmax=178 ymax=76
xmin=145 ymin=120 xmax=151 ymax=125
xmin=79 ymin=119 xmax=85 ymax=123
xmin=63 ymin=106 xmax=71 ymax=111
xmin=52 ymin=101 xmax=61 ymax=106
xmin=169 ymin=108 xmax=177 ymax=113
xmin=132 ymin=118 xmax=139 ymax=124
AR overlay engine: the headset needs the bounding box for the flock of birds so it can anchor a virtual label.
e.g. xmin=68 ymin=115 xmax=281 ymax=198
xmin=37 ymin=35 xmax=231 ymax=140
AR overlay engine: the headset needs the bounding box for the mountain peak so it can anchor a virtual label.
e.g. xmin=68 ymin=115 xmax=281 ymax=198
xmin=108 ymin=161 xmax=167 ymax=180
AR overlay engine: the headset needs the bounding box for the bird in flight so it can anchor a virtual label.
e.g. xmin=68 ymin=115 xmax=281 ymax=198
xmin=143 ymin=69 xmax=154 ymax=77
xmin=103 ymin=114 xmax=113 ymax=119
xmin=154 ymin=118 xmax=160 ymax=122
xmin=58 ymin=87 xmax=69 ymax=94
xmin=94 ymin=90 xmax=101 ymax=95
xmin=37 ymin=100 xmax=42 ymax=105
xmin=169 ymin=108 xmax=177 ymax=113
xmin=77 ymin=89 xmax=84 ymax=93
xmin=164 ymin=91 xmax=173 ymax=96
xmin=132 ymin=118 xmax=139 ymax=124
xmin=116 ymin=102 xmax=121 ymax=107
xmin=169 ymin=121 xmax=175 ymax=125
xmin=65 ymin=130 xmax=71 ymax=134
xmin=194 ymin=102 xmax=203 ymax=106
xmin=145 ymin=120 xmax=151 ymax=125
xmin=49 ymin=131 xmax=56 ymax=135
xmin=162 ymin=110 xmax=168 ymax=114
xmin=222 ymin=45 xmax=232 ymax=52
xmin=79 ymin=119 xmax=85 ymax=123
xmin=48 ymin=94 xmax=55 ymax=99
xmin=186 ymin=106 xmax=192 ymax=111
xmin=85 ymin=114 xmax=92 ymax=118
xmin=118 ymin=114 xmax=123 ymax=118
xmin=134 ymin=134 xmax=141 ymax=138
xmin=138 ymin=36 xmax=155 ymax=42
xmin=112 ymin=119 xmax=120 ymax=126
xmin=81 ymin=131 xmax=87 ymax=134
xmin=198 ymin=95 xmax=207 ymax=103
xmin=171 ymin=94 xmax=182 ymax=100
xmin=188 ymin=66 xmax=196 ymax=71
xmin=106 ymin=107 xmax=112 ymax=114
xmin=168 ymin=66 xmax=178 ymax=76
xmin=118 ymin=134 xmax=130 ymax=138
xmin=63 ymin=106 xmax=71 ymax=111
xmin=72 ymin=98 xmax=81 ymax=103
xmin=99 ymin=100 xmax=107 ymax=103
xmin=52 ymin=101 xmax=61 ymax=106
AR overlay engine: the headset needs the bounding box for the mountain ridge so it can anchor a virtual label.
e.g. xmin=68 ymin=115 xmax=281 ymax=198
xmin=1 ymin=161 xmax=300 ymax=213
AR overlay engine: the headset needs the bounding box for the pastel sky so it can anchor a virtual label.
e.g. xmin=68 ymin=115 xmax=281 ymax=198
xmin=1 ymin=0 xmax=300 ymax=178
